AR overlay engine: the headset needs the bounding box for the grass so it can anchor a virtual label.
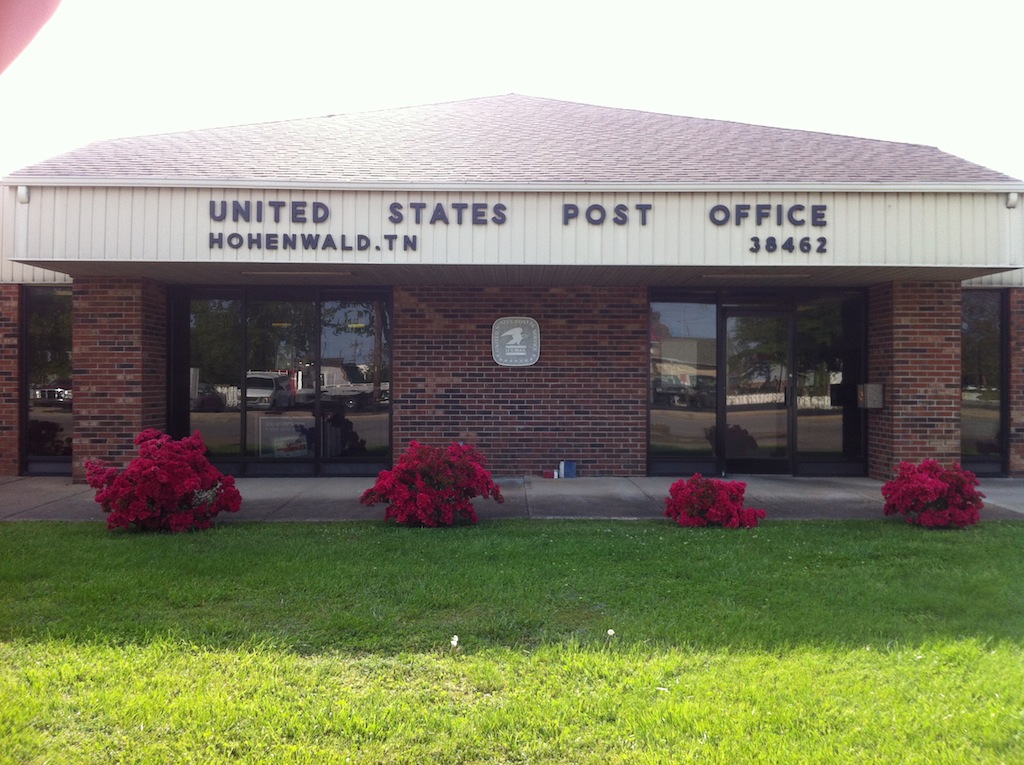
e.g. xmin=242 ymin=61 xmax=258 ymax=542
xmin=1 ymin=519 xmax=1023 ymax=763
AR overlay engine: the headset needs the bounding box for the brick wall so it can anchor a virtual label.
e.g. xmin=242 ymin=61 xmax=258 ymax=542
xmin=867 ymin=281 xmax=962 ymax=479
xmin=1009 ymin=288 xmax=1024 ymax=475
xmin=72 ymin=278 xmax=168 ymax=482
xmin=392 ymin=286 xmax=649 ymax=476
xmin=0 ymin=285 xmax=20 ymax=475
xmin=14 ymin=278 xmax=1013 ymax=480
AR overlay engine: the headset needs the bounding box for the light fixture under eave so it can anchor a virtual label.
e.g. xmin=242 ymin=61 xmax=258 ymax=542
xmin=240 ymin=271 xmax=353 ymax=277
xmin=698 ymin=273 xmax=811 ymax=280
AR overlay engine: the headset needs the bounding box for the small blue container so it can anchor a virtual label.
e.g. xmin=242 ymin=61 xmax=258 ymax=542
xmin=560 ymin=460 xmax=577 ymax=478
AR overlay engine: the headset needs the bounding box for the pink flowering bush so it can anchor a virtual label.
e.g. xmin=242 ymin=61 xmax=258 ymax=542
xmin=665 ymin=473 xmax=766 ymax=528
xmin=86 ymin=429 xmax=241 ymax=532
xmin=881 ymin=460 xmax=984 ymax=528
xmin=360 ymin=440 xmax=504 ymax=526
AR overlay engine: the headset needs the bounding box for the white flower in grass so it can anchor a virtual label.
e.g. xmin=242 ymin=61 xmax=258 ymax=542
xmin=607 ymin=629 xmax=615 ymax=638
xmin=451 ymin=634 xmax=459 ymax=649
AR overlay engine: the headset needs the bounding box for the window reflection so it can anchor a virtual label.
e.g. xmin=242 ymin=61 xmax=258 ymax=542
xmin=245 ymin=299 xmax=317 ymax=458
xmin=795 ymin=299 xmax=861 ymax=460
xmin=320 ymin=300 xmax=391 ymax=459
xmin=650 ymin=292 xmax=865 ymax=473
xmin=25 ymin=287 xmax=73 ymax=472
xmin=649 ymin=302 xmax=717 ymax=458
xmin=726 ymin=314 xmax=787 ymax=460
xmin=189 ymin=298 xmax=242 ymax=457
xmin=961 ymin=291 xmax=1003 ymax=466
xmin=187 ymin=293 xmax=391 ymax=471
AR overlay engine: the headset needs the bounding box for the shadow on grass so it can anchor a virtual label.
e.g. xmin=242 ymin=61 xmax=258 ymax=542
xmin=2 ymin=519 xmax=1022 ymax=654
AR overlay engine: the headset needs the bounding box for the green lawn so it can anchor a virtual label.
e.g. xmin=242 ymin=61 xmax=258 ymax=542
xmin=2 ymin=519 xmax=1022 ymax=763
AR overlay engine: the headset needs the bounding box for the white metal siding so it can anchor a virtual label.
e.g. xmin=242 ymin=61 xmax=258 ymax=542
xmin=6 ymin=187 xmax=1024 ymax=273
xmin=964 ymin=269 xmax=1024 ymax=287
xmin=0 ymin=185 xmax=71 ymax=284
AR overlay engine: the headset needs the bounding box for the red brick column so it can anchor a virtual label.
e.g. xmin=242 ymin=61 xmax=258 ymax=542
xmin=0 ymin=285 xmax=21 ymax=475
xmin=866 ymin=282 xmax=962 ymax=479
xmin=72 ymin=278 xmax=168 ymax=482
xmin=1009 ymin=288 xmax=1024 ymax=476
xmin=392 ymin=286 xmax=649 ymax=476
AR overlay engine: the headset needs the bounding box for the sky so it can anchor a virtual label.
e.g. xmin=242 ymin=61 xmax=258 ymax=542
xmin=1 ymin=0 xmax=1023 ymax=182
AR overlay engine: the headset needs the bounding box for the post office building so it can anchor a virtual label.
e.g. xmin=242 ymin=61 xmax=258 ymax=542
xmin=2 ymin=95 xmax=1022 ymax=481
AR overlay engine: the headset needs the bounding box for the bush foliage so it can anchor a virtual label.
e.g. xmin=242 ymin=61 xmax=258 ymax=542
xmin=882 ymin=460 xmax=984 ymax=528
xmin=665 ymin=473 xmax=766 ymax=528
xmin=86 ymin=429 xmax=241 ymax=532
xmin=360 ymin=440 xmax=504 ymax=526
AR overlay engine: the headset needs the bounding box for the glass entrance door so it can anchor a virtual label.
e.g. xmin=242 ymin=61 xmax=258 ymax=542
xmin=722 ymin=311 xmax=793 ymax=473
xmin=650 ymin=292 xmax=865 ymax=477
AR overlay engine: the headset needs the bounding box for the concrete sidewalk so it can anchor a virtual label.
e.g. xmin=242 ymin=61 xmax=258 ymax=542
xmin=2 ymin=474 xmax=1022 ymax=523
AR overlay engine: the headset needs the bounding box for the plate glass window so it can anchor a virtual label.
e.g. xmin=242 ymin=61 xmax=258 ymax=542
xmin=23 ymin=286 xmax=73 ymax=474
xmin=961 ymin=290 xmax=1006 ymax=475
xmin=181 ymin=290 xmax=391 ymax=476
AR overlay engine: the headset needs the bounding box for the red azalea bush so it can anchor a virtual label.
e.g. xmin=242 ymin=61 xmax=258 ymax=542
xmin=360 ymin=440 xmax=504 ymax=526
xmin=86 ymin=429 xmax=242 ymax=532
xmin=665 ymin=473 xmax=766 ymax=528
xmin=881 ymin=460 xmax=984 ymax=528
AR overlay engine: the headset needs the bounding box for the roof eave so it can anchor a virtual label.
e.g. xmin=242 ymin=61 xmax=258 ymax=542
xmin=4 ymin=176 xmax=1024 ymax=194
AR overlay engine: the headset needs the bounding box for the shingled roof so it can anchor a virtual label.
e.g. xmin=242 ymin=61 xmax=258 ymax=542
xmin=6 ymin=94 xmax=1019 ymax=188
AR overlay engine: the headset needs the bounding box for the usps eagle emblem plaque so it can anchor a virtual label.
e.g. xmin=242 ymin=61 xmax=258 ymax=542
xmin=492 ymin=317 xmax=540 ymax=367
